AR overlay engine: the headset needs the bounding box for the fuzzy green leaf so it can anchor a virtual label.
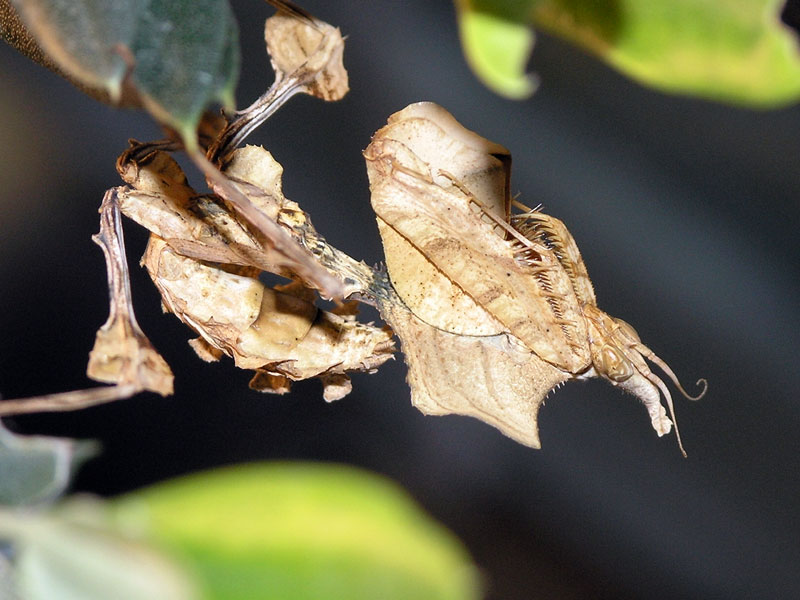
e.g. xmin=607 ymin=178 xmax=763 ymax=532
xmin=0 ymin=500 xmax=197 ymax=600
xmin=456 ymin=0 xmax=800 ymax=107
xmin=0 ymin=422 xmax=97 ymax=506
xmin=110 ymin=462 xmax=481 ymax=600
xmin=7 ymin=0 xmax=239 ymax=140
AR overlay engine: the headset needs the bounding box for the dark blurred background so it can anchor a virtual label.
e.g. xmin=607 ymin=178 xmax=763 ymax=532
xmin=2 ymin=1 xmax=800 ymax=598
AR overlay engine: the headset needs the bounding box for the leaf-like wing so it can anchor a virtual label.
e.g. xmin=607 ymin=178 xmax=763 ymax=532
xmin=381 ymin=298 xmax=568 ymax=448
xmin=367 ymin=103 xmax=589 ymax=371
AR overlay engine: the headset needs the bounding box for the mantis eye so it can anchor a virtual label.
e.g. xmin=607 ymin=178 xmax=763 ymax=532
xmin=613 ymin=317 xmax=641 ymax=343
xmin=598 ymin=344 xmax=634 ymax=382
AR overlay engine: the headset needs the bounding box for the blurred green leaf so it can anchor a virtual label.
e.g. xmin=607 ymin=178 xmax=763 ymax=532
xmin=127 ymin=0 xmax=238 ymax=141
xmin=0 ymin=551 xmax=16 ymax=599
xmin=456 ymin=0 xmax=800 ymax=107
xmin=0 ymin=421 xmax=97 ymax=506
xmin=456 ymin=1 xmax=536 ymax=99
xmin=7 ymin=0 xmax=239 ymax=142
xmin=0 ymin=499 xmax=197 ymax=600
xmin=110 ymin=462 xmax=481 ymax=600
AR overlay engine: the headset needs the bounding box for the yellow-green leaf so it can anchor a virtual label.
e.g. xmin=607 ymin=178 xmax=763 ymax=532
xmin=455 ymin=0 xmax=536 ymax=99
xmin=456 ymin=0 xmax=800 ymax=107
xmin=110 ymin=462 xmax=481 ymax=600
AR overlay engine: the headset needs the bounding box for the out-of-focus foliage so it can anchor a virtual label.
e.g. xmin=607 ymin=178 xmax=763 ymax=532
xmin=456 ymin=0 xmax=800 ymax=107
xmin=455 ymin=1 xmax=536 ymax=98
xmin=0 ymin=463 xmax=479 ymax=599
xmin=1 ymin=0 xmax=239 ymax=142
xmin=109 ymin=462 xmax=481 ymax=600
xmin=0 ymin=497 xmax=197 ymax=600
xmin=0 ymin=421 xmax=97 ymax=506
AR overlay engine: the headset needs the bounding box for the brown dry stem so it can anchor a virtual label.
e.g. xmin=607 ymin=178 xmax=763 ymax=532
xmin=0 ymin=385 xmax=139 ymax=416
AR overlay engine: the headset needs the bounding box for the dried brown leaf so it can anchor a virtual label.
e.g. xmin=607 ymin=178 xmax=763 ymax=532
xmin=188 ymin=337 xmax=224 ymax=362
xmin=249 ymin=370 xmax=291 ymax=395
xmin=381 ymin=296 xmax=568 ymax=448
xmin=209 ymin=4 xmax=348 ymax=163
xmin=367 ymin=103 xmax=590 ymax=370
xmin=116 ymin=142 xmax=289 ymax=273
xmin=368 ymin=102 xmax=705 ymax=454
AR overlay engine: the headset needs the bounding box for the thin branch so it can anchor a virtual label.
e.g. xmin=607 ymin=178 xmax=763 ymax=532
xmin=0 ymin=385 xmax=138 ymax=416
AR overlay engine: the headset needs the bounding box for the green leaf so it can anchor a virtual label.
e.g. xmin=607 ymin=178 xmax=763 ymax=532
xmin=456 ymin=0 xmax=800 ymax=107
xmin=0 ymin=500 xmax=197 ymax=600
xmin=456 ymin=2 xmax=536 ymax=99
xmin=8 ymin=0 xmax=239 ymax=141
xmin=109 ymin=462 xmax=481 ymax=600
xmin=129 ymin=0 xmax=239 ymax=142
xmin=0 ymin=421 xmax=97 ymax=506
xmin=5 ymin=0 xmax=140 ymax=98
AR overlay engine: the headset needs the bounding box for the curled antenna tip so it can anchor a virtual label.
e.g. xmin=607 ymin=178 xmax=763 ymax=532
xmin=640 ymin=346 xmax=707 ymax=402
xmin=689 ymin=378 xmax=708 ymax=401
